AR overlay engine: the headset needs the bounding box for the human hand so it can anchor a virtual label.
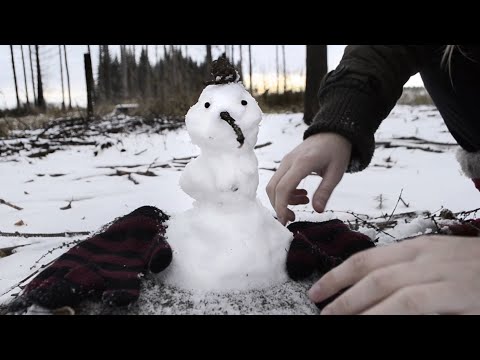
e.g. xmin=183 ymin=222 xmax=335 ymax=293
xmin=266 ymin=133 xmax=352 ymax=225
xmin=308 ymin=235 xmax=480 ymax=315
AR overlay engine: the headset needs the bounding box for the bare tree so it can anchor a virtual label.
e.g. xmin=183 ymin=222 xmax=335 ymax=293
xmin=35 ymin=45 xmax=46 ymax=110
xmin=84 ymin=52 xmax=94 ymax=119
xmin=58 ymin=45 xmax=66 ymax=111
xmin=10 ymin=45 xmax=21 ymax=109
xmin=304 ymin=45 xmax=327 ymax=125
xmin=20 ymin=45 xmax=30 ymax=108
xmin=63 ymin=45 xmax=72 ymax=109
xmin=28 ymin=45 xmax=37 ymax=106
xmin=120 ymin=45 xmax=128 ymax=100
xmin=282 ymin=45 xmax=287 ymax=93
xmin=86 ymin=45 xmax=95 ymax=101
xmin=248 ymin=45 xmax=253 ymax=94
xmin=144 ymin=45 xmax=152 ymax=98
xmin=276 ymin=45 xmax=280 ymax=94
xmin=239 ymin=45 xmax=243 ymax=80
xmin=171 ymin=45 xmax=178 ymax=87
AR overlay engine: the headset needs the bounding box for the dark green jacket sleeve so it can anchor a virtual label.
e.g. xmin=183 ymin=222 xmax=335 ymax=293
xmin=304 ymin=45 xmax=433 ymax=172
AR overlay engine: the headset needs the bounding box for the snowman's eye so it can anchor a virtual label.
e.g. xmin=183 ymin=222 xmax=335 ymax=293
xmin=241 ymin=100 xmax=248 ymax=106
xmin=204 ymin=102 xmax=211 ymax=108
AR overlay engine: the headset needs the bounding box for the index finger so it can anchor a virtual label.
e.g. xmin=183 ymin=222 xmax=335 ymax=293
xmin=266 ymin=160 xmax=292 ymax=209
xmin=274 ymin=163 xmax=312 ymax=225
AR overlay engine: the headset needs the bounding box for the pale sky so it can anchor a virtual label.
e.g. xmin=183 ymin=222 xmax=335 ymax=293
xmin=0 ymin=45 xmax=424 ymax=109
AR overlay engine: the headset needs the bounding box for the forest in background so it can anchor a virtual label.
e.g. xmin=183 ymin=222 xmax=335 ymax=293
xmin=1 ymin=44 xmax=431 ymax=136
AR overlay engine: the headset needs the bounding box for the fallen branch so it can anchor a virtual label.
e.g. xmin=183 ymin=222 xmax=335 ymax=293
xmin=387 ymin=189 xmax=404 ymax=223
xmin=128 ymin=173 xmax=139 ymax=185
xmin=254 ymin=142 xmax=272 ymax=150
xmin=392 ymin=136 xmax=457 ymax=147
xmin=344 ymin=211 xmax=396 ymax=239
xmin=0 ymin=244 xmax=32 ymax=257
xmin=0 ymin=198 xmax=23 ymax=211
xmin=375 ymin=141 xmax=443 ymax=153
xmin=134 ymin=149 xmax=147 ymax=156
xmin=0 ymin=231 xmax=90 ymax=238
xmin=173 ymin=155 xmax=197 ymax=161
xmin=28 ymin=149 xmax=57 ymax=158
xmin=60 ymin=201 xmax=72 ymax=210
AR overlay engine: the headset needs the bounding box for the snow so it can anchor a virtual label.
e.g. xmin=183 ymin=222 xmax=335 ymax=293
xmin=1 ymin=104 xmax=478 ymax=313
xmin=161 ymin=82 xmax=292 ymax=291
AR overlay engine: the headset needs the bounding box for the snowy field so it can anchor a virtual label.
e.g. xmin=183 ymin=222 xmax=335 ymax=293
xmin=1 ymin=105 xmax=478 ymax=313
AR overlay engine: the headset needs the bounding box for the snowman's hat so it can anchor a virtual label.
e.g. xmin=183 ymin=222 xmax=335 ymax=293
xmin=205 ymin=54 xmax=240 ymax=85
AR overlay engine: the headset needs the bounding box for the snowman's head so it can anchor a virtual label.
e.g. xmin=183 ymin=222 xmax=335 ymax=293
xmin=185 ymin=54 xmax=263 ymax=152
xmin=185 ymin=81 xmax=262 ymax=152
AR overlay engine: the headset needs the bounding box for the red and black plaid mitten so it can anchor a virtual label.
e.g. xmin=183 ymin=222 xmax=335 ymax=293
xmin=9 ymin=206 xmax=172 ymax=312
xmin=286 ymin=219 xmax=375 ymax=310
xmin=443 ymin=218 xmax=480 ymax=237
xmin=473 ymin=179 xmax=480 ymax=192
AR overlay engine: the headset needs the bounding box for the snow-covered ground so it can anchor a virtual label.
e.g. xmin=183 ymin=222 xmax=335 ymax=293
xmin=1 ymin=105 xmax=478 ymax=311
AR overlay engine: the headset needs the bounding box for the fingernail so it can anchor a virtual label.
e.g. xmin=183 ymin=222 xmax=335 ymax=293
xmin=314 ymin=201 xmax=324 ymax=212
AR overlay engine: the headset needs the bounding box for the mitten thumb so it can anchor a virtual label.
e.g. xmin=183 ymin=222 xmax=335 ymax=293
xmin=148 ymin=234 xmax=173 ymax=274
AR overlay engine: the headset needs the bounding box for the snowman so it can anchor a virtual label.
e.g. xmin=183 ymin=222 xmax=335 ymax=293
xmin=158 ymin=56 xmax=293 ymax=292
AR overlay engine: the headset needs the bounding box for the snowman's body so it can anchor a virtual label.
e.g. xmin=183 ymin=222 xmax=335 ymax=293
xmin=180 ymin=149 xmax=258 ymax=203
xmin=158 ymin=81 xmax=292 ymax=292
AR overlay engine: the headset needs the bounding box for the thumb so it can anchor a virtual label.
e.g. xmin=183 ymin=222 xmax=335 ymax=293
xmin=312 ymin=169 xmax=342 ymax=213
xmin=149 ymin=236 xmax=173 ymax=274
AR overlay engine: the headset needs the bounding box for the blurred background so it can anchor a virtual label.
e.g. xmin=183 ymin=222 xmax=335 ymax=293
xmin=0 ymin=45 xmax=428 ymax=131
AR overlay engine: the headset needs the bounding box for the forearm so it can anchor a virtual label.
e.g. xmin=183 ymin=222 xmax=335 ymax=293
xmin=305 ymin=45 xmax=432 ymax=172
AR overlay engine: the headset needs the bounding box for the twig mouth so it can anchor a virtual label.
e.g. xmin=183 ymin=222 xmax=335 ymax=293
xmin=220 ymin=111 xmax=245 ymax=148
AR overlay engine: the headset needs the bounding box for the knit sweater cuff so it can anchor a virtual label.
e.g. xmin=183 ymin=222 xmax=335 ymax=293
xmin=304 ymin=86 xmax=379 ymax=173
xmin=456 ymin=148 xmax=480 ymax=179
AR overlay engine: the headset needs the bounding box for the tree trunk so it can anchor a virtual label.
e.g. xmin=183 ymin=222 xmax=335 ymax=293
xmin=10 ymin=45 xmax=21 ymax=109
xmin=121 ymin=45 xmax=128 ymax=100
xmin=282 ymin=45 xmax=287 ymax=93
xmin=276 ymin=45 xmax=280 ymax=94
xmin=145 ymin=45 xmax=151 ymax=99
xmin=20 ymin=45 xmax=30 ymax=108
xmin=248 ymin=45 xmax=253 ymax=94
xmin=28 ymin=45 xmax=37 ymax=106
xmin=58 ymin=46 xmax=66 ymax=111
xmin=35 ymin=45 xmax=46 ymax=110
xmin=206 ymin=45 xmax=212 ymax=64
xmin=84 ymin=52 xmax=94 ymax=119
xmin=104 ymin=45 xmax=112 ymax=101
xmin=239 ymin=45 xmax=243 ymax=81
xmin=304 ymin=45 xmax=327 ymax=125
xmin=171 ymin=45 xmax=177 ymax=88
xmin=86 ymin=45 xmax=96 ymax=101
xmin=205 ymin=45 xmax=212 ymax=77
xmin=63 ymin=45 xmax=72 ymax=110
